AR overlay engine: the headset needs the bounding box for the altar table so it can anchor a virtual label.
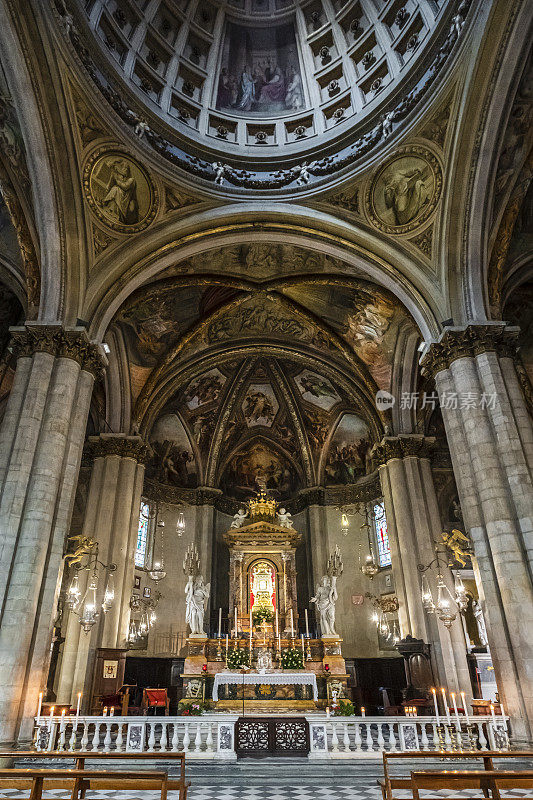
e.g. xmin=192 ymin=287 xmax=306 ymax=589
xmin=212 ymin=671 xmax=318 ymax=701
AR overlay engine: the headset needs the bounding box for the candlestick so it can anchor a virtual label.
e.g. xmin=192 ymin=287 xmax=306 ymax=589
xmin=48 ymin=706 xmax=54 ymax=731
xmin=290 ymin=608 xmax=294 ymax=639
xmin=305 ymin=609 xmax=309 ymax=638
xmin=278 ymin=633 xmax=281 ymax=657
xmin=76 ymin=692 xmax=81 ymax=723
xmin=431 ymin=688 xmax=441 ymax=725
xmin=460 ymin=691 xmax=470 ymax=725
xmin=275 ymin=607 xmax=278 ymax=637
xmin=500 ymin=702 xmax=507 ymax=730
xmin=103 ymin=707 xmax=108 ymax=717
xmin=110 ymin=707 xmax=115 ymax=716
xmin=37 ymin=691 xmax=43 ymax=723
xmin=326 ymin=707 xmax=330 ymax=718
xmin=301 ymin=634 xmax=305 ymax=657
xmin=234 ymin=607 xmax=238 ymax=639
xmin=441 ymin=688 xmax=451 ymax=723
xmin=361 ymin=707 xmax=366 ymax=717
xmin=451 ymin=692 xmax=461 ymax=730
xmin=490 ymin=703 xmax=497 ymax=727
xmin=225 ymin=634 xmax=229 ymax=664
xmin=218 ymin=607 xmax=222 ymax=638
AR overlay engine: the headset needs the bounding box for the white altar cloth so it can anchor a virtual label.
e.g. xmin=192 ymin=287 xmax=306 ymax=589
xmin=212 ymin=671 xmax=318 ymax=701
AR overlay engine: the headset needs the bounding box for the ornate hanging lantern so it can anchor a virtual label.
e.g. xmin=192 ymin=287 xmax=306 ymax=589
xmin=66 ymin=571 xmax=81 ymax=610
xmin=435 ymin=574 xmax=458 ymax=628
xmin=421 ymin=573 xmax=435 ymax=612
xmin=79 ymin=572 xmax=100 ymax=632
xmin=102 ymin=569 xmax=116 ymax=613
xmin=341 ymin=512 xmax=350 ymax=535
xmin=149 ymin=518 xmax=167 ymax=583
xmin=176 ymin=510 xmax=186 ymax=537
xmin=454 ymin=574 xmax=469 ymax=612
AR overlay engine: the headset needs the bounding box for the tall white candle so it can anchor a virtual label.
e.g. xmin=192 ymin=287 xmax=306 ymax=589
xmin=460 ymin=691 xmax=470 ymax=725
xmin=275 ymin=607 xmax=279 ymax=637
xmin=301 ymin=634 xmax=305 ymax=656
xmin=305 ymin=609 xmax=310 ymax=638
xmin=361 ymin=707 xmax=366 ymax=717
xmin=441 ymin=688 xmax=451 ymax=723
xmin=500 ymin=702 xmax=508 ymax=731
xmin=278 ymin=633 xmax=281 ymax=653
xmin=234 ymin=607 xmax=238 ymax=639
xmin=218 ymin=607 xmax=222 ymax=638
xmin=225 ymin=634 xmax=229 ymax=661
xmin=490 ymin=703 xmax=497 ymax=727
xmin=431 ymin=688 xmax=440 ymax=725
xmin=451 ymin=692 xmax=461 ymax=730
xmin=76 ymin=692 xmax=81 ymax=723
xmin=48 ymin=706 xmax=55 ymax=731
xmin=37 ymin=691 xmax=43 ymax=722
xmin=249 ymin=608 xmax=252 ymax=633
xmin=290 ymin=608 xmax=294 ymax=638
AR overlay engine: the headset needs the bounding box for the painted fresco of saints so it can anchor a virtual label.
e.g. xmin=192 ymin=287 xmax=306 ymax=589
xmin=100 ymin=158 xmax=139 ymax=225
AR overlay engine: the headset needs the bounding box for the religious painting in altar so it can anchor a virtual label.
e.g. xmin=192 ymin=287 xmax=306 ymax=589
xmin=219 ymin=441 xmax=300 ymax=499
xmin=295 ymin=370 xmax=340 ymax=411
xmin=147 ymin=412 xmax=198 ymax=487
xmin=242 ymin=383 xmax=279 ymax=427
xmin=250 ymin=560 xmax=277 ymax=618
xmin=323 ymin=413 xmax=370 ymax=485
xmin=215 ymin=22 xmax=305 ymax=115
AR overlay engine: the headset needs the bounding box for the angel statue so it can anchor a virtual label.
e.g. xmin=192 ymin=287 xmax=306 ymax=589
xmin=230 ymin=508 xmax=248 ymax=529
xmin=311 ymin=574 xmax=338 ymax=636
xmin=185 ymin=574 xmax=210 ymax=635
xmin=65 ymin=534 xmax=97 ymax=567
xmin=277 ymin=508 xmax=293 ymax=529
xmin=442 ymin=528 xmax=471 ymax=567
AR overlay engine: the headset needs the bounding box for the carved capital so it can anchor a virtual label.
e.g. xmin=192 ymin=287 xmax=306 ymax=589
xmin=371 ymin=435 xmax=436 ymax=467
xmin=420 ymin=324 xmax=519 ymax=380
xmin=9 ymin=324 xmax=107 ymax=378
xmin=87 ymin=434 xmax=149 ymax=463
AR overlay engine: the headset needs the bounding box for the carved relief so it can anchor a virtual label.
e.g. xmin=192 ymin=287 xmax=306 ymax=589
xmin=325 ymin=188 xmax=360 ymax=215
xmin=164 ymin=185 xmax=198 ymax=212
xmin=92 ymin=224 xmax=117 ymax=257
xmin=72 ymin=92 xmax=107 ymax=146
xmin=410 ymin=226 xmax=433 ymax=258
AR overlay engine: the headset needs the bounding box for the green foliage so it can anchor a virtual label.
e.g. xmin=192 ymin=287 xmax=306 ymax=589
xmin=332 ymin=700 xmax=355 ymax=716
xmin=252 ymin=607 xmax=274 ymax=626
xmin=227 ymin=646 xmax=251 ymax=669
xmin=281 ymin=647 xmax=304 ymax=670
xmin=177 ymin=700 xmax=208 ymax=716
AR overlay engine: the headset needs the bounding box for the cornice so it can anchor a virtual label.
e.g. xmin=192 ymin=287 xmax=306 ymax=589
xmin=9 ymin=324 xmax=107 ymax=378
xmin=86 ymin=433 xmax=149 ymax=463
xmin=371 ymin=435 xmax=437 ymax=467
xmin=420 ymin=323 xmax=519 ymax=379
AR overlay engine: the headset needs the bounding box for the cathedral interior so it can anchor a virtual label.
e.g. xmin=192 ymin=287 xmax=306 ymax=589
xmin=1 ymin=0 xmax=533 ymax=761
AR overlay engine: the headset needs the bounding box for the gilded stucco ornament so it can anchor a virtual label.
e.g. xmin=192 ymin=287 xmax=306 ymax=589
xmin=365 ymin=146 xmax=443 ymax=235
xmin=83 ymin=148 xmax=158 ymax=234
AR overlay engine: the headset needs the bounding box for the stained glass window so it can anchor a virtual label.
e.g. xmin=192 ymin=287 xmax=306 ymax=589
xmin=135 ymin=501 xmax=150 ymax=568
xmin=374 ymin=500 xmax=391 ymax=567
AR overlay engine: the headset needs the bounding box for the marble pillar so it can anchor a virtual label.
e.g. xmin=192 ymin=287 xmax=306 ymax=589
xmin=56 ymin=434 xmax=147 ymax=708
xmin=422 ymin=323 xmax=533 ymax=741
xmin=0 ymin=325 xmax=105 ymax=746
xmin=374 ymin=435 xmax=471 ymax=696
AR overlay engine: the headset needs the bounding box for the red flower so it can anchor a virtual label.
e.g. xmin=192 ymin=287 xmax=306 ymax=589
xmin=202 ymin=664 xmax=207 ymax=672
xmin=324 ymin=663 xmax=330 ymax=672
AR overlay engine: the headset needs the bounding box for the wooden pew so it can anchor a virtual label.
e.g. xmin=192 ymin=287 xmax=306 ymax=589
xmin=411 ymin=769 xmax=533 ymax=800
xmin=0 ymin=752 xmax=190 ymax=800
xmin=379 ymin=750 xmax=533 ymax=800
xmin=0 ymin=768 xmax=171 ymax=800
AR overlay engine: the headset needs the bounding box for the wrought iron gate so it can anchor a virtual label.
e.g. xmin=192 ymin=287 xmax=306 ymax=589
xmin=235 ymin=716 xmax=310 ymax=757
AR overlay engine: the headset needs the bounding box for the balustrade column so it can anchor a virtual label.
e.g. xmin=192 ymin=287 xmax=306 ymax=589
xmin=422 ymin=323 xmax=533 ymax=742
xmin=374 ymin=435 xmax=471 ymax=695
xmin=56 ymin=434 xmax=147 ymax=707
xmin=0 ymin=325 xmax=105 ymax=746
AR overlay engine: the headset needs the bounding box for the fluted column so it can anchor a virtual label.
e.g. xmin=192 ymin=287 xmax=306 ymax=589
xmin=374 ymin=435 xmax=471 ymax=695
xmin=422 ymin=323 xmax=533 ymax=741
xmin=56 ymin=434 xmax=147 ymax=708
xmin=0 ymin=325 xmax=105 ymax=746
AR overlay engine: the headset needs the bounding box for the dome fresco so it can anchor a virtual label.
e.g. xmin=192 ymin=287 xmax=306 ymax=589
xmin=76 ymin=0 xmax=462 ymax=164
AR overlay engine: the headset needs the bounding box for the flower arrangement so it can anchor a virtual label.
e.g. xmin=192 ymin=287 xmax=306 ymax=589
xmin=227 ymin=647 xmax=251 ymax=670
xmin=177 ymin=701 xmax=207 ymax=716
xmin=252 ymin=607 xmax=274 ymax=626
xmin=332 ymin=700 xmax=355 ymax=717
xmin=281 ymin=648 xmax=304 ymax=670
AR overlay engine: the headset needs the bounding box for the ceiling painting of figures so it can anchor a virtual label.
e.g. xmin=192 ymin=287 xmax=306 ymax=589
xmin=216 ymin=22 xmax=304 ymax=116
xmin=147 ymin=412 xmax=198 ymax=488
xmin=323 ymin=413 xmax=371 ymax=485
xmin=295 ymin=370 xmax=340 ymax=411
xmin=242 ymin=383 xmax=279 ymax=427
xmin=185 ymin=368 xmax=226 ymax=410
xmin=219 ymin=440 xmax=300 ymax=501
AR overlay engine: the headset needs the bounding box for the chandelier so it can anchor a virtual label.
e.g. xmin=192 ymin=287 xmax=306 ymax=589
xmin=128 ymin=589 xmax=161 ymax=645
xmin=367 ymin=592 xmax=400 ymax=644
xmin=65 ymin=542 xmax=117 ymax=633
xmin=418 ymin=539 xmax=470 ymax=628
xmin=359 ymin=505 xmax=379 ymax=579
xmin=147 ymin=506 xmax=167 ymax=583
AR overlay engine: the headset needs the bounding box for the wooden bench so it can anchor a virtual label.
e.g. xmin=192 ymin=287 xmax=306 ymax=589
xmin=379 ymin=751 xmax=533 ymax=800
xmin=411 ymin=769 xmax=533 ymax=800
xmin=0 ymin=752 xmax=190 ymax=800
xmin=0 ymin=768 xmax=171 ymax=800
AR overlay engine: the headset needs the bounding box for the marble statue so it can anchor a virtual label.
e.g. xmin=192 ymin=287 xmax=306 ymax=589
xmin=277 ymin=508 xmax=293 ymax=528
xmin=230 ymin=508 xmax=248 ymax=528
xmin=473 ymin=600 xmax=488 ymax=647
xmin=311 ymin=575 xmax=338 ymax=636
xmin=185 ymin=574 xmax=210 ymax=635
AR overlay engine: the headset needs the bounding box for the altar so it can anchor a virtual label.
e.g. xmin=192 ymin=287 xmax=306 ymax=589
xmin=212 ymin=671 xmax=318 ymax=701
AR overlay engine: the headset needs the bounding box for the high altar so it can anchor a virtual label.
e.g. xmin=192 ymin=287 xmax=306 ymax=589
xmin=181 ymin=494 xmax=347 ymax=710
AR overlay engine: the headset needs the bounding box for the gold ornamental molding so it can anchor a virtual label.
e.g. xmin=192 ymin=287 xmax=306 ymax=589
xmin=420 ymin=324 xmax=520 ymax=380
xmin=365 ymin=145 xmax=443 ymax=236
xmin=83 ymin=147 xmax=158 ymax=234
xmin=9 ymin=324 xmax=107 ymax=378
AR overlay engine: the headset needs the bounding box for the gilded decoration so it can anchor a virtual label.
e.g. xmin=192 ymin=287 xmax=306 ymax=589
xmin=83 ymin=148 xmax=158 ymax=234
xmin=365 ymin=146 xmax=443 ymax=235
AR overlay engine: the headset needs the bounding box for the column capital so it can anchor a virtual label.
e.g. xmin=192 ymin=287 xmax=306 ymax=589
xmin=87 ymin=433 xmax=149 ymax=462
xmin=420 ymin=323 xmax=519 ymax=379
xmin=371 ymin=434 xmax=436 ymax=468
xmin=9 ymin=324 xmax=107 ymax=378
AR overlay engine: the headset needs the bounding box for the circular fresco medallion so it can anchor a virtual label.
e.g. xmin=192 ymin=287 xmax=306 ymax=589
xmin=83 ymin=149 xmax=157 ymax=233
xmin=366 ymin=146 xmax=442 ymax=234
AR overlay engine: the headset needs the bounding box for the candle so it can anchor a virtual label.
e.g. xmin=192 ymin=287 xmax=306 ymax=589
xmin=76 ymin=692 xmax=81 ymax=723
xmin=500 ymin=702 xmax=507 ymax=730
xmin=110 ymin=707 xmax=114 ymax=716
xmin=37 ymin=691 xmax=43 ymax=722
xmin=249 ymin=608 xmax=252 ymax=632
xmin=226 ymin=634 xmax=229 ymax=661
xmin=451 ymin=692 xmax=461 ymax=730
xmin=441 ymin=688 xmax=451 ymax=723
xmin=290 ymin=608 xmax=294 ymax=639
xmin=460 ymin=691 xmax=470 ymax=725
xmin=103 ymin=706 xmax=108 ymax=716
xmin=361 ymin=707 xmax=366 ymax=717
xmin=490 ymin=703 xmax=497 ymax=727
xmin=234 ymin=608 xmax=238 ymax=639
xmin=305 ymin=609 xmax=310 ymax=638
xmin=278 ymin=633 xmax=281 ymax=653
xmin=301 ymin=634 xmax=305 ymax=656
xmin=48 ymin=706 xmax=54 ymax=730
xmin=275 ymin=608 xmax=279 ymax=637
xmin=326 ymin=707 xmax=330 ymax=718
xmin=431 ymin=688 xmax=441 ymax=725
xmin=218 ymin=607 xmax=222 ymax=638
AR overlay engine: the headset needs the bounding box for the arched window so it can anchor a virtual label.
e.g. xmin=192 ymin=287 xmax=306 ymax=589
xmin=135 ymin=501 xmax=150 ymax=568
xmin=374 ymin=500 xmax=391 ymax=567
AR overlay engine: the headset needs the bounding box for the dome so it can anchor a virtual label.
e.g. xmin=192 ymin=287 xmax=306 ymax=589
xmin=75 ymin=0 xmax=461 ymax=170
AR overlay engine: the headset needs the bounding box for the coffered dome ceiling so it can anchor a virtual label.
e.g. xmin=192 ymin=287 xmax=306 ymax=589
xmin=67 ymin=0 xmax=471 ymax=178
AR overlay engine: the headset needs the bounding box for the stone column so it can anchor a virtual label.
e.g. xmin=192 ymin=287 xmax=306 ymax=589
xmin=0 ymin=325 xmax=105 ymax=746
xmin=373 ymin=435 xmax=471 ymax=696
xmin=56 ymin=434 xmax=147 ymax=708
xmin=305 ymin=489 xmax=328 ymax=590
xmin=421 ymin=323 xmax=533 ymax=741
